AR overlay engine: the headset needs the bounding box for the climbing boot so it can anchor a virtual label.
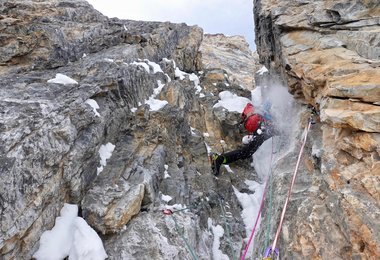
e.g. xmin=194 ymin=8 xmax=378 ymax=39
xmin=210 ymin=153 xmax=225 ymax=176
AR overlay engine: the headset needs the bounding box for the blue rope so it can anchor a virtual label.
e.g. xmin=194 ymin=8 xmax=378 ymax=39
xmin=171 ymin=214 xmax=198 ymax=260
xmin=218 ymin=198 xmax=238 ymax=260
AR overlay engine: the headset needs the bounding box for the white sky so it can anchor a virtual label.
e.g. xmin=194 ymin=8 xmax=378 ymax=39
xmin=87 ymin=0 xmax=256 ymax=49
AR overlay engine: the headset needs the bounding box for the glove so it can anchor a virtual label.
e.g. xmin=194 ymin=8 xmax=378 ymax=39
xmin=242 ymin=135 xmax=253 ymax=144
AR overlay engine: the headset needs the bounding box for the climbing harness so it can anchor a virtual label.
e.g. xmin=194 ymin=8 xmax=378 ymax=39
xmin=240 ymin=138 xmax=275 ymax=260
xmin=268 ymin=119 xmax=312 ymax=257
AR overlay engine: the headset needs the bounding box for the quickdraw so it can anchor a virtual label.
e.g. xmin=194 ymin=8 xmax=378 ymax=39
xmin=263 ymin=246 xmax=279 ymax=259
xmin=162 ymin=209 xmax=173 ymax=215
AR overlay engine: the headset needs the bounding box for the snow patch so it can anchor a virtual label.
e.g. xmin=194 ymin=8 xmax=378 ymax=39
xmin=165 ymin=74 xmax=172 ymax=82
xmin=208 ymin=218 xmax=229 ymax=260
xmin=164 ymin=164 xmax=171 ymax=179
xmin=97 ymin=142 xmax=116 ymax=175
xmin=213 ymin=91 xmax=251 ymax=113
xmin=161 ymin=194 xmax=173 ymax=203
xmin=33 ymin=204 xmax=107 ymax=260
xmin=85 ymin=99 xmax=100 ymax=117
xmin=162 ymin=58 xmax=173 ymax=64
xmin=145 ymin=97 xmax=168 ymax=111
xmin=154 ymin=80 xmax=165 ymax=96
xmin=189 ymin=73 xmax=203 ymax=95
xmin=145 ymin=59 xmax=163 ymax=74
xmin=190 ymin=127 xmax=197 ymax=136
xmin=175 ymin=67 xmax=187 ymax=80
xmin=233 ymin=182 xmax=264 ymax=258
xmin=189 ymin=73 xmax=200 ymax=86
xmin=47 ymin=73 xmax=78 ymax=85
xmin=131 ymin=61 xmax=150 ymax=73
xmin=145 ymin=80 xmax=168 ymax=111
xmin=256 ymin=66 xmax=268 ymax=75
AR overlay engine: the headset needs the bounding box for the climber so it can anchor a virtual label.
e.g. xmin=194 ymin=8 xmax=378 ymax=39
xmin=210 ymin=100 xmax=276 ymax=176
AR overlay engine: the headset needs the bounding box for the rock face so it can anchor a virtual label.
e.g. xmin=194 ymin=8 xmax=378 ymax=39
xmin=1 ymin=0 xmax=265 ymax=259
xmin=254 ymin=0 xmax=380 ymax=259
xmin=4 ymin=0 xmax=378 ymax=259
xmin=200 ymin=34 xmax=260 ymax=89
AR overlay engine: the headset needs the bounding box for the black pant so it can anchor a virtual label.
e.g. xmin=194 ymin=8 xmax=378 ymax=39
xmin=222 ymin=132 xmax=271 ymax=165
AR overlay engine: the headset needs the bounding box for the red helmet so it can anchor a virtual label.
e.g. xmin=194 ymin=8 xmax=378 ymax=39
xmin=241 ymin=103 xmax=264 ymax=133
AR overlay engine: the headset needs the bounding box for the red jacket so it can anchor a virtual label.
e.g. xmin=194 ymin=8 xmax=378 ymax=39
xmin=241 ymin=103 xmax=265 ymax=134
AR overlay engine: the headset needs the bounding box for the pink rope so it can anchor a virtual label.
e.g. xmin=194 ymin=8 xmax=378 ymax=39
xmin=241 ymin=138 xmax=274 ymax=260
xmin=270 ymin=121 xmax=312 ymax=255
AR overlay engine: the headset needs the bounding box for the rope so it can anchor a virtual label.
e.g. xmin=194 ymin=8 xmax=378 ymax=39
xmin=269 ymin=120 xmax=312 ymax=256
xmin=170 ymin=214 xmax=199 ymax=260
xmin=218 ymin=197 xmax=238 ymax=260
xmin=240 ymin=137 xmax=274 ymax=260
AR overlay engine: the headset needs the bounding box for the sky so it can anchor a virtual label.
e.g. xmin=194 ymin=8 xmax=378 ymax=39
xmin=87 ymin=0 xmax=256 ymax=49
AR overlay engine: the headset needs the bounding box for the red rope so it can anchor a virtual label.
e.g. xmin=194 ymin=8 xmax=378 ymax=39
xmin=241 ymin=138 xmax=274 ymax=260
xmin=270 ymin=120 xmax=312 ymax=255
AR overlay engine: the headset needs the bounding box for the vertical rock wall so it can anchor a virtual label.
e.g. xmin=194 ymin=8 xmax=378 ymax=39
xmin=254 ymin=0 xmax=380 ymax=259
xmin=0 ymin=0 xmax=204 ymax=258
xmin=200 ymin=34 xmax=260 ymax=89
